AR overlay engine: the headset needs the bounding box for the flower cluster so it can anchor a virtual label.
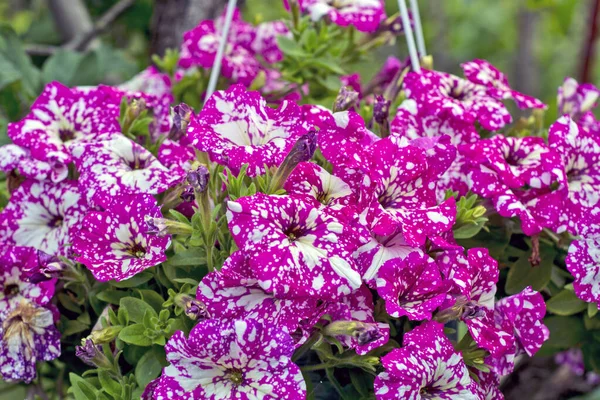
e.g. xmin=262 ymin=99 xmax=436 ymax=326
xmin=2 ymin=3 xmax=598 ymax=399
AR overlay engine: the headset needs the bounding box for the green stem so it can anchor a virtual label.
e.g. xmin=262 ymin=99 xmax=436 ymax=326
xmin=325 ymin=368 xmax=349 ymax=400
xmin=292 ymin=332 xmax=321 ymax=362
xmin=300 ymin=361 xmax=337 ymax=372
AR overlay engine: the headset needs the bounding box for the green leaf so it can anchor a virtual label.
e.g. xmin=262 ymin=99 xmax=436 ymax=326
xmin=277 ymin=36 xmax=307 ymax=58
xmin=505 ymin=255 xmax=552 ymax=295
xmin=68 ymin=373 xmax=98 ymax=400
xmin=162 ymin=247 xmax=206 ymax=268
xmin=138 ymin=289 xmax=165 ymax=314
xmin=546 ymin=289 xmax=588 ymax=316
xmin=98 ymin=370 xmax=122 ymax=398
xmin=135 ymin=346 xmax=166 ymax=387
xmin=118 ymin=324 xmax=152 ymax=346
xmin=453 ymin=222 xmax=485 ymax=239
xmin=169 ymin=209 xmax=191 ymax=224
xmin=542 ymin=316 xmax=587 ymax=349
xmin=119 ymin=297 xmax=158 ymax=324
xmin=96 ymin=289 xmax=129 ymax=305
xmin=589 ymin=303 xmax=599 ymax=318
xmin=110 ymin=271 xmax=153 ymax=288
xmin=0 ymin=26 xmax=41 ymax=96
xmin=42 ymin=49 xmax=85 ymax=86
xmin=62 ymin=319 xmax=90 ymax=336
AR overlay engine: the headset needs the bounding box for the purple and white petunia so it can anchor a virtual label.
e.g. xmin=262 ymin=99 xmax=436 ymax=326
xmin=119 ymin=66 xmax=173 ymax=99
xmin=548 ymin=116 xmax=600 ymax=235
xmin=566 ymin=237 xmax=600 ymax=305
xmin=72 ymin=194 xmax=170 ymax=282
xmin=557 ymin=77 xmax=600 ymax=119
xmin=187 ymin=85 xmax=312 ymax=176
xmin=8 ymin=82 xmax=120 ymax=164
xmin=375 ymin=252 xmax=448 ymax=320
xmin=299 ymin=0 xmax=386 ymax=32
xmin=196 ymin=251 xmax=320 ymax=336
xmin=0 ymin=144 xmax=68 ymax=183
xmin=460 ymin=59 xmax=545 ymax=109
xmin=251 ymin=20 xmax=290 ymax=64
xmin=0 ymin=180 xmax=88 ymax=256
xmin=73 ymin=135 xmax=184 ymax=208
xmin=153 ymin=318 xmax=306 ymax=400
xmin=226 ymin=193 xmax=363 ymax=300
xmin=374 ymin=321 xmax=478 ymax=400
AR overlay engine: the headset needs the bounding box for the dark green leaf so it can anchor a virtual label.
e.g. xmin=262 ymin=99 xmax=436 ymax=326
xmin=505 ymin=256 xmax=552 ymax=295
xmin=62 ymin=319 xmax=90 ymax=336
xmin=118 ymin=324 xmax=152 ymax=346
xmin=135 ymin=346 xmax=166 ymax=387
xmin=68 ymin=373 xmax=98 ymax=400
xmin=120 ymin=297 xmax=158 ymax=324
xmin=546 ymin=289 xmax=588 ymax=316
xmin=110 ymin=272 xmax=153 ymax=288
xmin=277 ymin=36 xmax=307 ymax=58
xmin=96 ymin=289 xmax=129 ymax=305
xmin=98 ymin=370 xmax=122 ymax=398
xmin=542 ymin=316 xmax=587 ymax=349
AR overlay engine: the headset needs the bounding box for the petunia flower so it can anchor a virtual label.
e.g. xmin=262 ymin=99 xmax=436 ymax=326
xmin=473 ymin=369 xmax=504 ymax=400
xmin=119 ymin=66 xmax=173 ymax=99
xmin=299 ymin=0 xmax=386 ymax=33
xmin=487 ymin=287 xmax=549 ymax=375
xmin=0 ymin=180 xmax=88 ymax=256
xmin=460 ymin=59 xmax=545 ymax=109
xmin=438 ymin=248 xmax=514 ymax=356
xmin=548 ymin=116 xmax=600 ymax=235
xmin=0 ymin=144 xmax=68 ymax=183
xmin=72 ymin=135 xmax=184 ymax=208
xmin=373 ymin=321 xmax=478 ymax=400
xmin=153 ymin=318 xmax=306 ymax=400
xmin=196 ymin=251 xmax=320 ymax=336
xmin=179 ymin=14 xmax=260 ymax=87
xmin=557 ymin=77 xmax=600 ymax=119
xmin=226 ymin=193 xmax=363 ymax=300
xmin=251 ymin=20 xmax=290 ymax=64
xmin=8 ymin=82 xmax=120 ymax=164
xmin=72 ymin=194 xmax=171 ymax=282
xmin=187 ymin=85 xmax=312 ymax=177
xmin=0 ymin=299 xmax=61 ymax=383
xmin=375 ymin=252 xmax=448 ymax=320
xmin=566 ymin=237 xmax=600 ymax=305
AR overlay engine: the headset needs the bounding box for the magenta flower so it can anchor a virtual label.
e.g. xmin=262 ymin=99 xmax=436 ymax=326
xmin=119 ymin=66 xmax=173 ymax=99
xmin=196 ymin=251 xmax=320 ymax=335
xmin=375 ymin=252 xmax=448 ymax=320
xmin=566 ymin=237 xmax=600 ymax=305
xmin=300 ymin=0 xmax=386 ymax=32
xmin=0 ymin=144 xmax=68 ymax=183
xmin=548 ymin=116 xmax=600 ymax=235
xmin=557 ymin=77 xmax=600 ymax=119
xmin=153 ymin=319 xmax=306 ymax=400
xmin=227 ymin=193 xmax=363 ymax=300
xmin=360 ymin=138 xmax=457 ymax=246
xmin=404 ymin=69 xmax=512 ymax=131
xmin=8 ymin=82 xmax=119 ymax=164
xmin=487 ymin=287 xmax=549 ymax=375
xmin=0 ymin=180 xmax=88 ymax=256
xmin=72 ymin=194 xmax=170 ymax=282
xmin=73 ymin=135 xmax=184 ymax=208
xmin=439 ymin=248 xmax=514 ymax=356
xmin=374 ymin=321 xmax=478 ymax=400
xmin=187 ymin=85 xmax=311 ymax=177
xmin=179 ymin=15 xmax=260 ymax=86
xmin=473 ymin=370 xmax=503 ymax=400
xmin=461 ymin=59 xmax=545 ymax=109
xmin=252 ymin=20 xmax=290 ymax=64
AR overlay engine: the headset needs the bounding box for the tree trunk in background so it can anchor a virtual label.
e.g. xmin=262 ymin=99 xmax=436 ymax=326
xmin=514 ymin=7 xmax=539 ymax=99
xmin=150 ymin=0 xmax=226 ymax=57
xmin=48 ymin=0 xmax=99 ymax=48
xmin=579 ymin=0 xmax=600 ymax=83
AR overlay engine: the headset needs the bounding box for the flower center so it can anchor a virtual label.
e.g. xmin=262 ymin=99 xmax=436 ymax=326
xmin=59 ymin=128 xmax=76 ymax=143
xmin=284 ymin=226 xmax=304 ymax=242
xmin=226 ymin=368 xmax=244 ymax=386
xmin=48 ymin=215 xmax=64 ymax=228
xmin=128 ymin=243 xmax=147 ymax=258
xmin=3 ymin=284 xmax=19 ymax=298
xmin=127 ymin=156 xmax=150 ymax=171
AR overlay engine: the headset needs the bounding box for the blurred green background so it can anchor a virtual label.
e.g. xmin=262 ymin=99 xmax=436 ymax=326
xmin=0 ymin=0 xmax=592 ymax=135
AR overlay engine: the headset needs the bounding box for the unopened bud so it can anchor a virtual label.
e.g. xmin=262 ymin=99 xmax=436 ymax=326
xmin=180 ymin=186 xmax=195 ymax=202
xmin=323 ymin=320 xmax=382 ymax=346
xmin=175 ymin=294 xmax=209 ymax=320
xmin=472 ymin=205 xmax=486 ymax=219
xmin=373 ymin=96 xmax=391 ymax=124
xmin=75 ymin=338 xmax=113 ymax=369
xmin=169 ymin=103 xmax=193 ymax=141
xmin=461 ymin=302 xmax=486 ymax=320
xmin=268 ymin=131 xmax=317 ymax=193
xmin=333 ymin=86 xmax=359 ymax=112
xmin=145 ymin=216 xmax=192 ymax=237
xmin=187 ymin=165 xmax=210 ymax=193
xmin=89 ymin=326 xmax=122 ymax=344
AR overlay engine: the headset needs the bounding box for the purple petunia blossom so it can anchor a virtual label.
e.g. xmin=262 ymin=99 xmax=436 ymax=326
xmin=179 ymin=13 xmax=260 ymax=86
xmin=226 ymin=193 xmax=363 ymax=300
xmin=153 ymin=318 xmax=306 ymax=400
xmin=548 ymin=116 xmax=600 ymax=235
xmin=8 ymin=82 xmax=120 ymax=164
xmin=252 ymin=20 xmax=290 ymax=64
xmin=0 ymin=144 xmax=68 ymax=183
xmin=0 ymin=299 xmax=61 ymax=383
xmin=72 ymin=194 xmax=170 ymax=282
xmin=0 ymin=180 xmax=88 ymax=256
xmin=299 ymin=0 xmax=386 ymax=32
xmin=460 ymin=59 xmax=545 ymax=110
xmin=196 ymin=251 xmax=320 ymax=336
xmin=73 ymin=135 xmax=184 ymax=208
xmin=487 ymin=287 xmax=549 ymax=375
xmin=438 ymin=248 xmax=514 ymax=356
xmin=473 ymin=369 xmax=504 ymax=400
xmin=187 ymin=85 xmax=311 ymax=177
xmin=375 ymin=252 xmax=448 ymax=320
xmin=566 ymin=237 xmax=600 ymax=305
xmin=557 ymin=77 xmax=600 ymax=119
xmin=374 ymin=321 xmax=478 ymax=399
xmin=119 ymin=66 xmax=173 ymax=99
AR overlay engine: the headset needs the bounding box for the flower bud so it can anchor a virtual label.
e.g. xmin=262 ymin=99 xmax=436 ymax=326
xmin=323 ymin=320 xmax=382 ymax=346
xmin=89 ymin=326 xmax=122 ymax=344
xmin=175 ymin=294 xmax=209 ymax=320
xmin=75 ymin=338 xmax=113 ymax=369
xmin=461 ymin=302 xmax=486 ymax=320
xmin=187 ymin=165 xmax=210 ymax=193
xmin=333 ymin=86 xmax=359 ymax=112
xmin=268 ymin=132 xmax=317 ymax=193
xmin=180 ymin=186 xmax=195 ymax=202
xmin=145 ymin=215 xmax=192 ymax=237
xmin=373 ymin=95 xmax=391 ymax=124
xmin=169 ymin=103 xmax=193 ymax=141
